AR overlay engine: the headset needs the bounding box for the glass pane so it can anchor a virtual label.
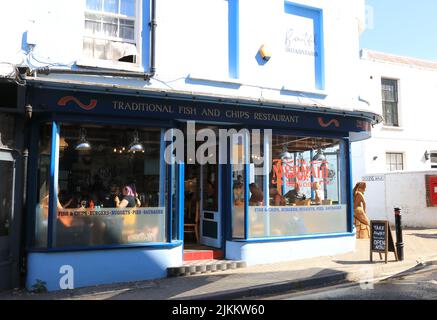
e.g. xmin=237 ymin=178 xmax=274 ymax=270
xmin=232 ymin=134 xmax=245 ymax=239
xmin=120 ymin=0 xmax=135 ymax=16
xmin=34 ymin=124 xmax=52 ymax=248
xmin=86 ymin=0 xmax=102 ymax=11
xmin=53 ymin=124 xmax=166 ymax=248
xmin=120 ymin=25 xmax=135 ymax=40
xmin=386 ymin=153 xmax=392 ymax=166
xmin=0 ymin=160 xmax=13 ymax=237
xmin=248 ymin=135 xmax=347 ymax=238
xmin=0 ymin=114 xmax=16 ymax=149
xmin=382 ymin=79 xmax=397 ymax=102
xmin=120 ymin=18 xmax=134 ymax=26
xmin=202 ymin=161 xmax=218 ymax=212
xmin=103 ymin=0 xmax=119 ymax=13
xmin=85 ymin=19 xmax=101 ymax=35
xmin=102 ymin=16 xmax=118 ymax=37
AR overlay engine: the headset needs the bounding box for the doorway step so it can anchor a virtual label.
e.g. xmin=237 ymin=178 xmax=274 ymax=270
xmin=167 ymin=259 xmax=247 ymax=277
xmin=182 ymin=244 xmax=225 ymax=261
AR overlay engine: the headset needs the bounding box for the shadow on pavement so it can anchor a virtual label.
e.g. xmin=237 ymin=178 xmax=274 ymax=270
xmin=411 ymin=233 xmax=437 ymax=239
xmin=103 ymin=268 xmax=350 ymax=300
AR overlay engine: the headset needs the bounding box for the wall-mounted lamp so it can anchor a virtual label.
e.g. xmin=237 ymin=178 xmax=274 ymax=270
xmin=424 ymin=151 xmax=430 ymax=161
xmin=259 ymin=44 xmax=272 ymax=61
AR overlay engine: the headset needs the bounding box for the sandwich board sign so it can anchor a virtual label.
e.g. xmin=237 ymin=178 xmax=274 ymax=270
xmin=370 ymin=220 xmax=398 ymax=263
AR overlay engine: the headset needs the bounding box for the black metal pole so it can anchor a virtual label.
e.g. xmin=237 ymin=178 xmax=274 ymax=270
xmin=394 ymin=207 xmax=404 ymax=261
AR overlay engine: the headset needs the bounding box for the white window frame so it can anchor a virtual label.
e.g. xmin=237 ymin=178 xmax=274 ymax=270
xmin=430 ymin=151 xmax=437 ymax=169
xmin=381 ymin=77 xmax=401 ymax=128
xmin=385 ymin=152 xmax=404 ymax=172
xmin=78 ymin=0 xmax=143 ymax=71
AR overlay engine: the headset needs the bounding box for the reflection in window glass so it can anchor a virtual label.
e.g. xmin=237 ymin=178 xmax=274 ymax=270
xmin=34 ymin=124 xmax=52 ymax=248
xmin=232 ymin=134 xmax=245 ymax=239
xmin=34 ymin=124 xmax=167 ymax=248
xmin=120 ymin=0 xmax=135 ymax=16
xmin=104 ymin=0 xmax=119 ymax=14
xmin=248 ymin=134 xmax=347 ymax=239
xmin=0 ymin=161 xmax=13 ymax=237
xmin=86 ymin=0 xmax=103 ymax=11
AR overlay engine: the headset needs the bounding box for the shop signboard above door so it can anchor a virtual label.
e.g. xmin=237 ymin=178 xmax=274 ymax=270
xmin=29 ymin=87 xmax=373 ymax=136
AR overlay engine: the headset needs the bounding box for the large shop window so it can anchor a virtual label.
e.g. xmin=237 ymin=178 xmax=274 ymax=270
xmin=244 ymin=134 xmax=348 ymax=239
xmin=34 ymin=123 xmax=168 ymax=249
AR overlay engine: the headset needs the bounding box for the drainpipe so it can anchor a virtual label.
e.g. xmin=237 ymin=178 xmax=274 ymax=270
xmin=147 ymin=0 xmax=157 ymax=79
xmin=35 ymin=0 xmax=157 ymax=81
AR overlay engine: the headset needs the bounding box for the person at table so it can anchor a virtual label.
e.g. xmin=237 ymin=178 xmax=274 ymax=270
xmin=284 ymin=183 xmax=306 ymax=204
xmin=249 ymin=183 xmax=264 ymax=206
xmin=233 ymin=181 xmax=244 ymax=206
xmin=102 ymin=182 xmax=120 ymax=208
xmin=115 ymin=185 xmax=138 ymax=208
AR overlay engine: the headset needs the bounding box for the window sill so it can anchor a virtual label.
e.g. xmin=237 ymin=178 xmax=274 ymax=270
xmin=76 ymin=58 xmax=144 ymax=73
xmin=281 ymin=86 xmax=328 ymax=98
xmin=187 ymin=73 xmax=242 ymax=86
xmin=381 ymin=125 xmax=404 ymax=131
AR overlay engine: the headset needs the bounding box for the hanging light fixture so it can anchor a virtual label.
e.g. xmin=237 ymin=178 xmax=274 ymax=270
xmin=280 ymin=145 xmax=292 ymax=160
xmin=129 ymin=130 xmax=144 ymax=153
xmin=75 ymin=128 xmax=91 ymax=151
xmin=312 ymin=148 xmax=326 ymax=162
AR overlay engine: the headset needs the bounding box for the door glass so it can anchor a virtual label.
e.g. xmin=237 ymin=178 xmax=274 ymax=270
xmin=0 ymin=160 xmax=13 ymax=237
xmin=202 ymin=162 xmax=218 ymax=212
xmin=232 ymin=134 xmax=245 ymax=239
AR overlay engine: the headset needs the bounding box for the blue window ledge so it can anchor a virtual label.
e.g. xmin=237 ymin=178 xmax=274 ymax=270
xmin=27 ymin=240 xmax=183 ymax=253
xmin=231 ymin=232 xmax=355 ymax=244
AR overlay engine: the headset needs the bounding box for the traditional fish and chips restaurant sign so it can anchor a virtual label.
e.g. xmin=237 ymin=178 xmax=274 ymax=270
xmin=31 ymin=88 xmax=372 ymax=134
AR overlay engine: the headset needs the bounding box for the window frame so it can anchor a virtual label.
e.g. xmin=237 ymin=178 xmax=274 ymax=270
xmin=381 ymin=78 xmax=400 ymax=127
xmin=230 ymin=129 xmax=352 ymax=241
xmin=28 ymin=117 xmax=179 ymax=251
xmin=80 ymin=0 xmax=143 ymax=68
xmin=430 ymin=151 xmax=437 ymax=169
xmin=386 ymin=152 xmax=404 ymax=172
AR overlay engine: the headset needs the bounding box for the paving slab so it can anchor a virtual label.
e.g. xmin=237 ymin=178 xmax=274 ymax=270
xmin=1 ymin=228 xmax=436 ymax=300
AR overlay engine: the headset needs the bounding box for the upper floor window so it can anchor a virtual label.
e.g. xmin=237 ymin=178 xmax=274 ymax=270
xmin=430 ymin=152 xmax=437 ymax=169
xmin=84 ymin=0 xmax=138 ymax=63
xmin=386 ymin=152 xmax=404 ymax=171
xmin=381 ymin=78 xmax=399 ymax=127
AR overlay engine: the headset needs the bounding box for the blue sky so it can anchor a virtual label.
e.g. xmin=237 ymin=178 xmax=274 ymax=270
xmin=360 ymin=0 xmax=437 ymax=61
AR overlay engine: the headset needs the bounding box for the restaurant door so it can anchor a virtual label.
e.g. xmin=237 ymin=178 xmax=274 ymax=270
xmin=182 ymin=124 xmax=223 ymax=249
xmin=199 ymin=160 xmax=222 ymax=248
xmin=0 ymin=151 xmax=15 ymax=290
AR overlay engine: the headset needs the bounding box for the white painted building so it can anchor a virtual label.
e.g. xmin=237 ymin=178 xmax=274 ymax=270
xmin=0 ymin=1 xmax=383 ymax=291
xmin=352 ymin=49 xmax=437 ymax=227
xmin=353 ymin=49 xmax=437 ymax=184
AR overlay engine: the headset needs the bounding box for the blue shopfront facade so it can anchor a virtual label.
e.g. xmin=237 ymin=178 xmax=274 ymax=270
xmin=24 ymin=80 xmax=379 ymax=291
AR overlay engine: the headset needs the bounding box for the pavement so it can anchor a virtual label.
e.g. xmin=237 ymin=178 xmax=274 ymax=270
xmin=1 ymin=228 xmax=437 ymax=300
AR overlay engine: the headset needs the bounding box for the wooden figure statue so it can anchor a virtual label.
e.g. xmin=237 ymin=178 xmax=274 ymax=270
xmin=353 ymin=182 xmax=370 ymax=239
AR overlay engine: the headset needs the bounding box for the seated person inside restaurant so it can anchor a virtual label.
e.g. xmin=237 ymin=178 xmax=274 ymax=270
xmin=233 ymin=181 xmax=244 ymax=206
xmin=284 ymin=183 xmax=306 ymax=204
xmin=249 ymin=183 xmax=264 ymax=206
xmin=269 ymin=187 xmax=286 ymax=206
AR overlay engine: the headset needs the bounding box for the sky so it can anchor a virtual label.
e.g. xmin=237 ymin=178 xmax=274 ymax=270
xmin=360 ymin=0 xmax=437 ymax=61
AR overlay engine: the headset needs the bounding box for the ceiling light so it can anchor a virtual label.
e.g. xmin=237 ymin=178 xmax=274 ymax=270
xmin=75 ymin=128 xmax=91 ymax=151
xmin=129 ymin=130 xmax=144 ymax=153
